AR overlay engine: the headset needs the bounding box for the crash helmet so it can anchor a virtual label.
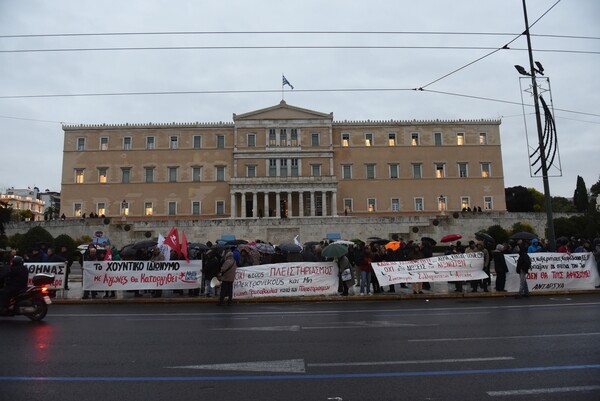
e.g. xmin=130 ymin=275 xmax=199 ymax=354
xmin=12 ymin=255 xmax=24 ymax=266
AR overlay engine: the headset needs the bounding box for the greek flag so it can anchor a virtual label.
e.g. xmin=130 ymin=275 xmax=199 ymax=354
xmin=282 ymin=75 xmax=294 ymax=90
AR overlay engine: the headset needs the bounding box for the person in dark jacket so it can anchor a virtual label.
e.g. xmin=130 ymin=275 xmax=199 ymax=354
xmin=493 ymin=244 xmax=508 ymax=292
xmin=515 ymin=247 xmax=531 ymax=298
xmin=202 ymin=251 xmax=221 ymax=298
xmin=0 ymin=256 xmax=29 ymax=312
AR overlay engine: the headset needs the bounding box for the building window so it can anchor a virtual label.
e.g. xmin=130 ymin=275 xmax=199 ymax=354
xmin=100 ymin=137 xmax=108 ymax=150
xmin=216 ymin=166 xmax=225 ymax=181
xmin=280 ymin=159 xmax=288 ymax=177
xmin=193 ymin=135 xmax=202 ymax=149
xmin=121 ymin=167 xmax=131 ymax=183
xmin=192 ymin=201 xmax=201 ymax=215
xmin=388 ymin=133 xmax=396 ymax=146
xmin=269 ymin=159 xmax=277 ymax=177
xmin=168 ymin=201 xmax=177 ymax=216
xmin=144 ymin=202 xmax=153 ymax=216
xmin=344 ymin=199 xmax=353 ymax=213
xmin=97 ymin=203 xmax=106 ymax=216
xmin=461 ymin=197 xmax=470 ymax=210
xmin=279 ymin=129 xmax=287 ymax=146
xmin=290 ymin=129 xmax=299 ymax=146
xmin=364 ymin=133 xmax=373 ymax=147
xmin=98 ymin=167 xmax=108 ymax=183
xmin=414 ymin=197 xmax=424 ymax=211
xmin=74 ymin=203 xmax=82 ymax=217
xmin=366 ymin=164 xmax=376 ymax=179
xmin=75 ymin=169 xmax=84 ymax=184
xmin=247 ymin=165 xmax=256 ymax=178
xmin=457 ymin=132 xmax=465 ymax=145
xmin=121 ymin=201 xmax=129 ymax=216
xmin=247 ymin=133 xmax=256 ymax=147
xmin=479 ymin=132 xmax=488 ymax=145
xmin=311 ymin=164 xmax=321 ymax=177
xmin=216 ymin=200 xmax=225 ymax=215
xmin=341 ymin=133 xmax=350 ymax=147
xmin=217 ymin=134 xmax=225 ymax=148
xmin=342 ymin=165 xmax=352 ymax=180
xmin=411 ymin=132 xmax=420 ymax=146
xmin=291 ymin=159 xmax=299 ymax=177
xmin=145 ymin=167 xmax=154 ymax=183
xmin=367 ymin=198 xmax=376 ymax=212
xmin=434 ymin=132 xmax=442 ymax=146
xmin=391 ymin=198 xmax=400 ymax=212
xmin=484 ymin=196 xmax=493 ymax=210
xmin=168 ymin=167 xmax=178 ymax=182
xmin=123 ymin=137 xmax=132 ymax=150
xmin=269 ymin=129 xmax=276 ymax=146
xmin=389 ymin=164 xmax=399 ymax=179
xmin=458 ymin=163 xmax=468 ymax=178
xmin=146 ymin=136 xmax=155 ymax=149
xmin=311 ymin=133 xmax=320 ymax=146
xmin=169 ymin=136 xmax=178 ymax=149
xmin=192 ymin=166 xmax=202 ymax=182
xmin=438 ymin=195 xmax=447 ymax=212
xmin=77 ymin=137 xmax=85 ymax=151
xmin=481 ymin=163 xmax=491 ymax=177
xmin=412 ymin=163 xmax=422 ymax=179
xmin=435 ymin=163 xmax=446 ymax=178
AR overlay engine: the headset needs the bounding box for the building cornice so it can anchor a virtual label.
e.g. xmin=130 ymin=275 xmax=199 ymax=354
xmin=62 ymin=122 xmax=234 ymax=131
xmin=333 ymin=119 xmax=501 ymax=126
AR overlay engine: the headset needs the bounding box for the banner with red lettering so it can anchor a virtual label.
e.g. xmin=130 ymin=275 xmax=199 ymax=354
xmin=371 ymin=252 xmax=487 ymax=286
xmin=25 ymin=262 xmax=67 ymax=290
xmin=504 ymin=252 xmax=600 ymax=291
xmin=233 ymin=262 xmax=339 ymax=298
xmin=83 ymin=260 xmax=202 ymax=290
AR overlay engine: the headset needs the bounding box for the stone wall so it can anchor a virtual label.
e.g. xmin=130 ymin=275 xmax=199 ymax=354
xmin=4 ymin=212 xmax=570 ymax=246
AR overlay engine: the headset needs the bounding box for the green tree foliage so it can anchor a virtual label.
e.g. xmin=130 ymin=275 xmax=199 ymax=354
xmin=551 ymin=197 xmax=577 ymax=212
xmin=590 ymin=175 xmax=600 ymax=195
xmin=510 ymin=222 xmax=537 ymax=237
xmin=505 ymin=186 xmax=535 ymax=212
xmin=484 ymin=224 xmax=509 ymax=244
xmin=573 ymin=175 xmax=589 ymax=212
xmin=0 ymin=201 xmax=12 ymax=235
xmin=8 ymin=233 xmax=24 ymax=253
xmin=528 ymin=188 xmax=545 ymax=212
xmin=54 ymin=234 xmax=77 ymax=253
xmin=552 ymin=211 xmax=600 ymax=240
xmin=553 ymin=217 xmax=580 ymax=239
xmin=21 ymin=226 xmax=54 ymax=254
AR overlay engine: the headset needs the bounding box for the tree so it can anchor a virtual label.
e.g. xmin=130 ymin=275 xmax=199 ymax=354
xmin=528 ymin=188 xmax=545 ymax=212
xmin=21 ymin=226 xmax=54 ymax=254
xmin=590 ymin=174 xmax=600 ymax=195
xmin=0 ymin=201 xmax=12 ymax=235
xmin=505 ymin=186 xmax=535 ymax=212
xmin=552 ymin=197 xmax=577 ymax=212
xmin=484 ymin=224 xmax=509 ymax=244
xmin=573 ymin=175 xmax=589 ymax=212
xmin=510 ymin=222 xmax=536 ymax=237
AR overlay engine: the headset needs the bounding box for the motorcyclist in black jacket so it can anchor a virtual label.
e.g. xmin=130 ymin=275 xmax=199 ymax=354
xmin=0 ymin=255 xmax=29 ymax=312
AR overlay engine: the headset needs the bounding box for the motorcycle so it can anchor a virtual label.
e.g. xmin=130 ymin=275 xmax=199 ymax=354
xmin=0 ymin=273 xmax=54 ymax=321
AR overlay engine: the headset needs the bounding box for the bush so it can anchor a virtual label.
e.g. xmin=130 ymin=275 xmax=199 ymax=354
xmin=485 ymin=225 xmax=509 ymax=244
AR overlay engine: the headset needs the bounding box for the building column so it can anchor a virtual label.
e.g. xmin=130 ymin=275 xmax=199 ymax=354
xmin=322 ymin=191 xmax=328 ymax=217
xmin=264 ymin=192 xmax=270 ymax=217
xmin=299 ymin=191 xmax=304 ymax=217
xmin=230 ymin=192 xmax=236 ymax=218
xmin=252 ymin=192 xmax=258 ymax=218
xmin=331 ymin=190 xmax=338 ymax=216
xmin=310 ymin=191 xmax=315 ymax=217
xmin=241 ymin=192 xmax=246 ymax=219
xmin=287 ymin=192 xmax=292 ymax=217
xmin=275 ymin=192 xmax=281 ymax=218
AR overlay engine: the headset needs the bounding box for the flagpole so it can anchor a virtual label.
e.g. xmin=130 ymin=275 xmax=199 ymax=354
xmin=281 ymin=73 xmax=284 ymax=101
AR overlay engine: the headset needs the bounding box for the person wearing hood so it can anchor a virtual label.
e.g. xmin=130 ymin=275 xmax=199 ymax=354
xmin=527 ymin=239 xmax=543 ymax=253
xmin=217 ymin=251 xmax=237 ymax=306
xmin=492 ymin=244 xmax=508 ymax=292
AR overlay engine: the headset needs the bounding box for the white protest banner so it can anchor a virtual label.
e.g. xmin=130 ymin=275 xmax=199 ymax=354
xmin=504 ymin=252 xmax=600 ymax=292
xmin=83 ymin=260 xmax=202 ymax=290
xmin=233 ymin=262 xmax=339 ymax=298
xmin=25 ymin=262 xmax=67 ymax=290
xmin=371 ymin=252 xmax=486 ymax=286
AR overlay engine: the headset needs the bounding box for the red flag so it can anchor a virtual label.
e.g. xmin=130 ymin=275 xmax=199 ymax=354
xmin=163 ymin=227 xmax=181 ymax=257
xmin=103 ymin=247 xmax=112 ymax=261
xmin=181 ymin=231 xmax=190 ymax=263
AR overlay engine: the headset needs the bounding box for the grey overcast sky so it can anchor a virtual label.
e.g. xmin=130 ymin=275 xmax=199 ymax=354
xmin=0 ymin=0 xmax=598 ymax=198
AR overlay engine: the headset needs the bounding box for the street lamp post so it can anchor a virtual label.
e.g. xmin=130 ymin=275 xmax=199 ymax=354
xmin=518 ymin=0 xmax=556 ymax=251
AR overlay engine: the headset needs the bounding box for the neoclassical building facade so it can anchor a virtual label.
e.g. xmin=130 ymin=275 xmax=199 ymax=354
xmin=60 ymin=101 xmax=506 ymax=220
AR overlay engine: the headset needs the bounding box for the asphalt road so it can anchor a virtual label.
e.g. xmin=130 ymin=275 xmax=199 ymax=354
xmin=1 ymin=295 xmax=600 ymax=401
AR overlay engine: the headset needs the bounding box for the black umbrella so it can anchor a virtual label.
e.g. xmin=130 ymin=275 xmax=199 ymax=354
xmin=421 ymin=236 xmax=437 ymax=246
xmin=226 ymin=239 xmax=248 ymax=246
xmin=556 ymin=236 xmax=569 ymax=245
xmin=119 ymin=244 xmax=137 ymax=258
xmin=367 ymin=236 xmax=383 ymax=242
xmin=278 ymin=243 xmax=302 ymax=253
xmin=132 ymin=240 xmax=157 ymax=249
xmin=189 ymin=242 xmax=210 ymax=251
xmin=304 ymin=241 xmax=321 ymax=247
xmin=371 ymin=239 xmax=390 ymax=245
xmin=475 ymin=232 xmax=495 ymax=244
xmin=510 ymin=231 xmax=537 ymax=241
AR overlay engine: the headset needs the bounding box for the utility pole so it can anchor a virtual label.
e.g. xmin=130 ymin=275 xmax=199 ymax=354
xmin=521 ymin=0 xmax=556 ymax=251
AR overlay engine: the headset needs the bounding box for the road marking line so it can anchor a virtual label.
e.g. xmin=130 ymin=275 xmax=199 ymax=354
xmin=308 ymin=357 xmax=514 ymax=367
xmin=409 ymin=332 xmax=600 ymax=342
xmin=487 ymin=385 xmax=600 ymax=396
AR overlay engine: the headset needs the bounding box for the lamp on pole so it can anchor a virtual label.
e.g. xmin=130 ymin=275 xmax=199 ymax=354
xmin=516 ymin=0 xmax=556 ymax=251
